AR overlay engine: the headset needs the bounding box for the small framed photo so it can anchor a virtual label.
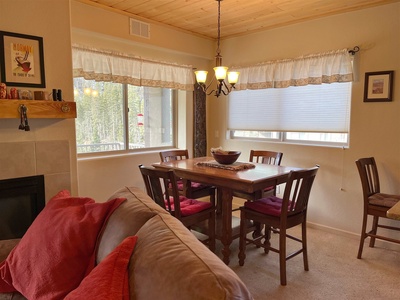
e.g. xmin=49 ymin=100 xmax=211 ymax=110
xmin=363 ymin=71 xmax=394 ymax=102
xmin=0 ymin=31 xmax=46 ymax=88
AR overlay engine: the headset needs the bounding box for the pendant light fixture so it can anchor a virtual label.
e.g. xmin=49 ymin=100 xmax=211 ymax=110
xmin=195 ymin=0 xmax=239 ymax=97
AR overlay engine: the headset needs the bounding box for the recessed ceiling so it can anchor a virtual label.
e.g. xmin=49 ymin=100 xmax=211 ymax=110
xmin=76 ymin=0 xmax=399 ymax=39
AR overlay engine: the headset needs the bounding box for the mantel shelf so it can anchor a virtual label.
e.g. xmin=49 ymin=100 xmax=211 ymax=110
xmin=0 ymin=100 xmax=77 ymax=119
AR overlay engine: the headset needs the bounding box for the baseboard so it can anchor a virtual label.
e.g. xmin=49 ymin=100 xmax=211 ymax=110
xmin=307 ymin=221 xmax=400 ymax=251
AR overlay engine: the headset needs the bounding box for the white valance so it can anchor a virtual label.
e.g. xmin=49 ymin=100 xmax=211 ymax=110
xmin=72 ymin=45 xmax=195 ymax=91
xmin=231 ymin=49 xmax=353 ymax=90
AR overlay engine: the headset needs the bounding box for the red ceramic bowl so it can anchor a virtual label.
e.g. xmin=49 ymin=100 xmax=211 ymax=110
xmin=211 ymin=151 xmax=241 ymax=165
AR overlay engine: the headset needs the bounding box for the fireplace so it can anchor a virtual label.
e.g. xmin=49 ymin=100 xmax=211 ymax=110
xmin=0 ymin=175 xmax=45 ymax=240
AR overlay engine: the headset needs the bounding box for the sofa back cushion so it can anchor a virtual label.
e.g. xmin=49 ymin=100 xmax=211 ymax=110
xmin=96 ymin=187 xmax=169 ymax=264
xmin=130 ymin=213 xmax=253 ymax=300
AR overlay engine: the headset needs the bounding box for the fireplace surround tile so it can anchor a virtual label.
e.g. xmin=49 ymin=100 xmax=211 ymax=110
xmin=45 ymin=173 xmax=72 ymax=202
xmin=36 ymin=140 xmax=70 ymax=174
xmin=0 ymin=141 xmax=71 ymax=202
xmin=0 ymin=142 xmax=36 ymax=180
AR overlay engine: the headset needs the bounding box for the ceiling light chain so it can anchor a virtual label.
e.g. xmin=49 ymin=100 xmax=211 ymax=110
xmin=194 ymin=0 xmax=240 ymax=97
xmin=216 ymin=0 xmax=221 ymax=57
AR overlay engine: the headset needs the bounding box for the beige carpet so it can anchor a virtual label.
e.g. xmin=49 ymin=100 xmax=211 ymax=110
xmin=215 ymin=226 xmax=400 ymax=299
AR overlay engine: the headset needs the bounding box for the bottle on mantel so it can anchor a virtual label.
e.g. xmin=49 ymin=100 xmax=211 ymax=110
xmin=0 ymin=83 xmax=7 ymax=99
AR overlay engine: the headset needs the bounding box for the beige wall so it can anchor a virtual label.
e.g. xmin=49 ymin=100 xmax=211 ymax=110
xmin=0 ymin=0 xmax=78 ymax=196
xmin=209 ymin=3 xmax=400 ymax=235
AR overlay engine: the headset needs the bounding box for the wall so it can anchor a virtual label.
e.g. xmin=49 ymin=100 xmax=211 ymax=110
xmin=70 ymin=1 xmax=214 ymax=201
xmin=0 ymin=0 xmax=78 ymax=196
xmin=209 ymin=3 xmax=400 ymax=236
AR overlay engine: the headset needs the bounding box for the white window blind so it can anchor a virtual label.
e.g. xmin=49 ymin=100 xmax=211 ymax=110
xmin=228 ymin=82 xmax=352 ymax=133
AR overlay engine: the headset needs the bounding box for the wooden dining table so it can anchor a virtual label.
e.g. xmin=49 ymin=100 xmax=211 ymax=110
xmin=153 ymin=156 xmax=302 ymax=265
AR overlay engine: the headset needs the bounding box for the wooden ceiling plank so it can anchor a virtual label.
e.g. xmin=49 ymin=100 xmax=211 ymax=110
xmin=77 ymin=0 xmax=400 ymax=39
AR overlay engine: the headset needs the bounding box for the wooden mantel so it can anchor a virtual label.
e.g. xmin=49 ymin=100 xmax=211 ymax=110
xmin=0 ymin=100 xmax=76 ymax=119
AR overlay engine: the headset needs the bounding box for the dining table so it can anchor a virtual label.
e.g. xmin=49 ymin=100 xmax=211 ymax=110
xmin=153 ymin=156 xmax=302 ymax=265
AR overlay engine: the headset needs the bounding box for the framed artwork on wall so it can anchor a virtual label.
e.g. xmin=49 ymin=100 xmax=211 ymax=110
xmin=0 ymin=31 xmax=46 ymax=88
xmin=363 ymin=70 xmax=394 ymax=102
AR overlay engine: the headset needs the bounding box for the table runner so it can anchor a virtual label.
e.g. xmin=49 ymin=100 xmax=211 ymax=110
xmin=195 ymin=160 xmax=255 ymax=171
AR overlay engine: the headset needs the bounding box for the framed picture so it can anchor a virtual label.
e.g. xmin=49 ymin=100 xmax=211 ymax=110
xmin=363 ymin=70 xmax=394 ymax=102
xmin=0 ymin=31 xmax=46 ymax=88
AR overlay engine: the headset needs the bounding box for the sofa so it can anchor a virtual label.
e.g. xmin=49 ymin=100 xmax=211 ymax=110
xmin=0 ymin=186 xmax=253 ymax=300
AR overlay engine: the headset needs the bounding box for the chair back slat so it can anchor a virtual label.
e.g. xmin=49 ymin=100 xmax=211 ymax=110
xmin=160 ymin=149 xmax=189 ymax=162
xmin=282 ymin=167 xmax=319 ymax=216
xmin=249 ymin=150 xmax=283 ymax=166
xmin=139 ymin=165 xmax=182 ymax=218
xmin=356 ymin=157 xmax=380 ymax=198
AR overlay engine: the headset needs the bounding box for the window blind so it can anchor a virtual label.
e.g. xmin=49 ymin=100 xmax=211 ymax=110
xmin=228 ymin=82 xmax=352 ymax=133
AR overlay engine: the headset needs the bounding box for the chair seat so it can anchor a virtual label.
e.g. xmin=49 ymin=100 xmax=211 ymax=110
xmin=165 ymin=196 xmax=212 ymax=216
xmin=368 ymin=193 xmax=400 ymax=208
xmin=244 ymin=196 xmax=290 ymax=216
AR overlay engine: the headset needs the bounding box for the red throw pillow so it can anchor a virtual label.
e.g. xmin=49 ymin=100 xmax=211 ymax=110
xmin=65 ymin=236 xmax=138 ymax=300
xmin=0 ymin=190 xmax=126 ymax=300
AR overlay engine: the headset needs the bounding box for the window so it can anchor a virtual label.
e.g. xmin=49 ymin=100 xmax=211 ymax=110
xmin=228 ymin=82 xmax=352 ymax=147
xmin=74 ymin=78 xmax=175 ymax=154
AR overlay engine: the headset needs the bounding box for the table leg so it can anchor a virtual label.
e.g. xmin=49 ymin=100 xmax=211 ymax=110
xmin=220 ymin=187 xmax=233 ymax=265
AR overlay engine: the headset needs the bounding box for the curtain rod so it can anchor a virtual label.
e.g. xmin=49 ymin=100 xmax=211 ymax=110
xmin=348 ymin=46 xmax=360 ymax=55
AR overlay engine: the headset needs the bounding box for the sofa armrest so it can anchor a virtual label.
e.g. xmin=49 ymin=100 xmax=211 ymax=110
xmin=0 ymin=239 xmax=20 ymax=262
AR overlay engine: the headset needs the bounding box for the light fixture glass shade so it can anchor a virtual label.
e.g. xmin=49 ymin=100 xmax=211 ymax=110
xmin=214 ymin=66 xmax=228 ymax=81
xmin=195 ymin=70 xmax=208 ymax=83
xmin=227 ymin=72 xmax=240 ymax=84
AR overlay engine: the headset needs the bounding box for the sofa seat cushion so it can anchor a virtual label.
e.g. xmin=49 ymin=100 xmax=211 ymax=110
xmin=130 ymin=214 xmax=253 ymax=300
xmin=96 ymin=187 xmax=170 ymax=264
xmin=0 ymin=240 xmax=20 ymax=264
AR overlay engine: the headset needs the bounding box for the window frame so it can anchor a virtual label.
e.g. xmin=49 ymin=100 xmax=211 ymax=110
xmin=74 ymin=79 xmax=178 ymax=157
xmin=229 ymin=130 xmax=349 ymax=148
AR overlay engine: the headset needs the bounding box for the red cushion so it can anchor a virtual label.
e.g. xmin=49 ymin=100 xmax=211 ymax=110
xmin=65 ymin=236 xmax=138 ymax=300
xmin=244 ymin=196 xmax=287 ymax=216
xmin=165 ymin=196 xmax=212 ymax=216
xmin=175 ymin=180 xmax=204 ymax=191
xmin=0 ymin=190 xmax=126 ymax=300
xmin=263 ymin=186 xmax=275 ymax=192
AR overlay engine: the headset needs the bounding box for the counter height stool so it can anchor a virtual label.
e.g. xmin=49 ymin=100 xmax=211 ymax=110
xmin=233 ymin=150 xmax=283 ymax=203
xmin=355 ymin=157 xmax=400 ymax=259
xmin=159 ymin=149 xmax=216 ymax=206
xmin=139 ymin=164 xmax=216 ymax=252
xmin=238 ymin=166 xmax=319 ymax=285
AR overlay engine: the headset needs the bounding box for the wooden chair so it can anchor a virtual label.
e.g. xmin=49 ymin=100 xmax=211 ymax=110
xmin=355 ymin=157 xmax=400 ymax=259
xmin=139 ymin=165 xmax=216 ymax=252
xmin=233 ymin=150 xmax=283 ymax=202
xmin=159 ymin=149 xmax=216 ymax=205
xmin=238 ymin=166 xmax=319 ymax=285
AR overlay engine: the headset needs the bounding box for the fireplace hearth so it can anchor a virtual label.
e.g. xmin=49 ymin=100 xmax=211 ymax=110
xmin=0 ymin=175 xmax=45 ymax=240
